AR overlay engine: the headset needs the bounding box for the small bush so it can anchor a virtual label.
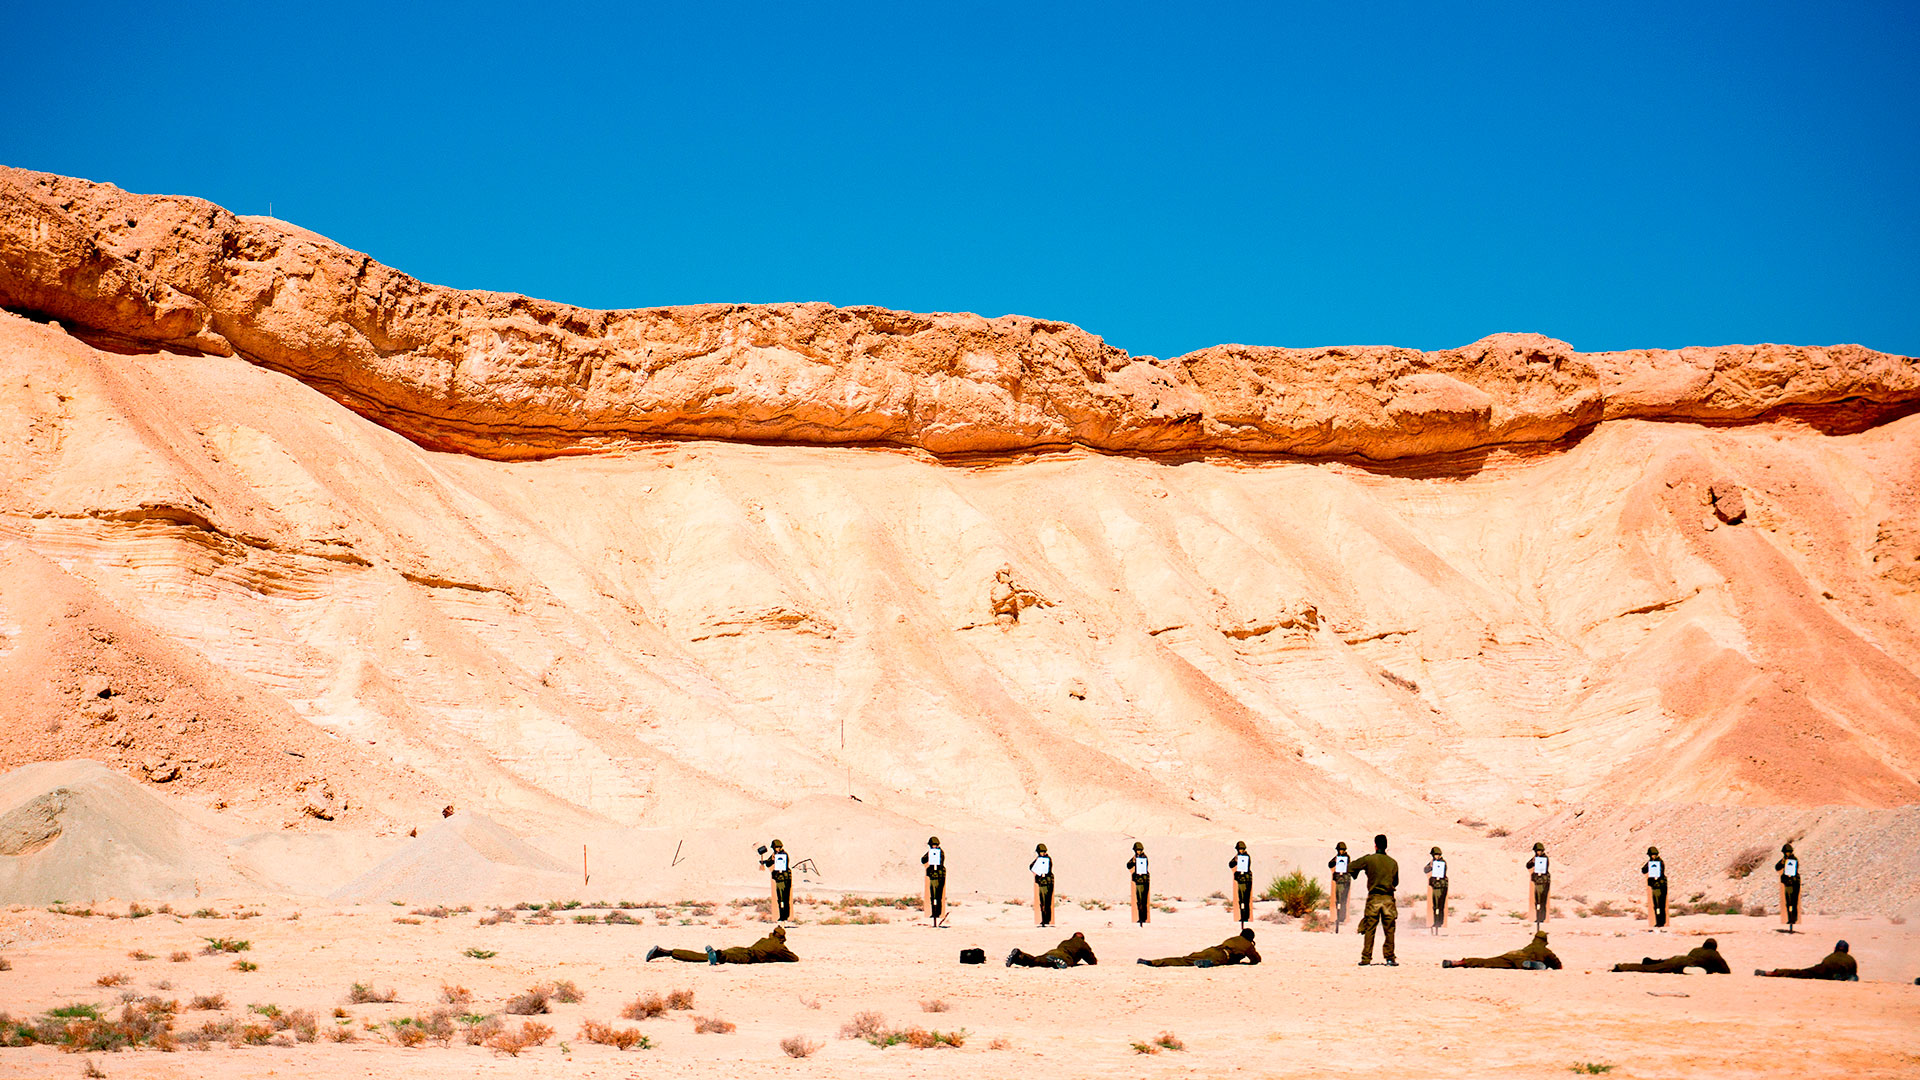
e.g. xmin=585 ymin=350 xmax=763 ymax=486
xmin=665 ymin=988 xmax=694 ymax=1011
xmin=1726 ymin=846 xmax=1768 ymax=879
xmin=389 ymin=1020 xmax=428 ymax=1048
xmin=781 ymin=1035 xmax=821 ymax=1058
xmin=187 ymin=994 xmax=227 ymax=1011
xmin=0 ymin=956 xmax=10 ymax=971
xmin=232 ymin=960 xmax=258 ymax=972
xmin=326 ymin=1022 xmax=356 ymax=1043
xmin=287 ymin=1009 xmax=318 ymax=1042
xmin=127 ymin=951 xmax=154 ymax=962
xmin=919 ymin=999 xmax=950 ymax=1013
xmin=504 ymin=988 xmax=551 ymax=1016
xmin=989 ymin=1036 xmax=1012 ymax=1050
xmin=346 ymin=983 xmax=397 ymax=1005
xmin=694 ymin=1016 xmax=736 ymax=1033
xmin=1572 ymin=1065 xmax=1615 ymax=1075
xmin=95 ymin=973 xmax=130 ymax=988
xmin=1262 ymin=869 xmax=1326 ymax=917
xmin=462 ymin=947 xmax=497 ymax=959
xmin=462 ymin=1013 xmax=502 ymax=1045
xmin=488 ymin=1020 xmax=553 ymax=1057
xmin=478 ymin=909 xmax=516 ymax=926
xmin=200 ymin=938 xmax=248 ymax=955
xmin=548 ymin=980 xmax=582 ymax=1004
xmin=168 ymin=952 xmax=191 ymax=964
xmin=1154 ymin=1031 xmax=1184 ymax=1051
xmin=1132 ymin=1040 xmax=1160 ymax=1054
xmin=440 ymin=984 xmax=473 ymax=1005
xmin=580 ymin=1019 xmax=652 ymax=1050
xmin=621 ymin=994 xmax=666 ymax=1020
xmin=81 ymin=1059 xmax=107 ymax=1078
xmin=840 ymin=1011 xmax=886 ymax=1040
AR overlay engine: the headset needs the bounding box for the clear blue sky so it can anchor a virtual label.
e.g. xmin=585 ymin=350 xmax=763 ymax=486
xmin=6 ymin=2 xmax=1916 ymax=358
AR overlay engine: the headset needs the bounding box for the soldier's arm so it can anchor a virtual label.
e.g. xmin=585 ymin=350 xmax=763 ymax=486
xmin=1246 ymin=946 xmax=1262 ymax=965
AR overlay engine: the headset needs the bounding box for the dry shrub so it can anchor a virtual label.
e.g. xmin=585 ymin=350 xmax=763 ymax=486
xmin=579 ymin=1019 xmax=652 ymax=1050
xmin=665 ymin=988 xmax=695 ymax=1010
xmin=127 ymin=951 xmax=154 ymax=962
xmin=389 ymin=1022 xmax=427 ymax=1048
xmin=1132 ymin=1040 xmax=1160 ymax=1055
xmin=187 ymin=994 xmax=227 ymax=1012
xmin=839 ymin=1011 xmax=886 ymax=1040
xmin=1486 ymin=827 xmax=1511 ymax=837
xmin=1726 ymin=846 xmax=1769 ymax=879
xmin=547 ymin=979 xmax=583 ymax=1004
xmin=286 ymin=1009 xmax=318 ymax=1042
xmin=0 ymin=956 xmax=10 ymax=971
xmin=620 ymin=994 xmax=666 ymax=1020
xmin=95 ymin=973 xmax=130 ymax=987
xmin=463 ymin=1014 xmax=503 ymax=1046
xmin=81 ymin=1057 xmax=107 ymax=1077
xmin=478 ymin=909 xmax=516 ymax=926
xmin=989 ymin=1036 xmax=1012 ymax=1050
xmin=486 ymin=1020 xmax=553 ymax=1057
xmin=326 ymin=1023 xmax=356 ymax=1043
xmin=693 ymin=1016 xmax=736 ymax=1034
xmin=347 ymin=982 xmax=396 ymax=1004
xmin=440 ymin=984 xmax=473 ymax=1006
xmin=1154 ymin=1031 xmax=1185 ymax=1051
xmin=780 ymin=1035 xmax=821 ymax=1058
xmin=919 ymin=999 xmax=950 ymax=1013
xmin=504 ymin=987 xmax=551 ymax=1016
xmin=167 ymin=952 xmax=191 ymax=964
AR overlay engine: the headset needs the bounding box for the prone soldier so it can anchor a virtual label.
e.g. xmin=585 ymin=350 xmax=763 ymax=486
xmin=1442 ymin=931 xmax=1561 ymax=969
xmin=1642 ymin=846 xmax=1669 ymax=928
xmin=1006 ymin=931 xmax=1097 ymax=968
xmin=1757 ymin=940 xmax=1857 ymax=980
xmin=761 ymin=839 xmax=793 ymax=923
xmin=1525 ymin=842 xmax=1551 ymax=926
xmin=1030 ymin=843 xmax=1056 ymax=927
xmin=1424 ymin=846 xmax=1448 ymax=933
xmin=1228 ymin=841 xmax=1253 ymax=925
xmin=1126 ymin=842 xmax=1151 ymax=926
xmin=1137 ymin=929 xmax=1260 ymax=967
xmin=921 ymin=836 xmax=948 ymax=926
xmin=1328 ymin=841 xmax=1352 ymax=931
xmin=1611 ymin=937 xmax=1730 ymax=974
xmin=646 ymin=925 xmax=798 ymax=965
xmin=1351 ymin=834 xmax=1399 ymax=966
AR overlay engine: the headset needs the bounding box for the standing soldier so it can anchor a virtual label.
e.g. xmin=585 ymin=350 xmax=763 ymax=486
xmin=761 ymin=839 xmax=793 ymax=923
xmin=1424 ymin=846 xmax=1448 ymax=933
xmin=1776 ymin=843 xmax=1802 ymax=931
xmin=1524 ymin=842 xmax=1551 ymax=927
xmin=1350 ymin=834 xmax=1399 ymax=966
xmin=921 ymin=836 xmax=948 ymax=927
xmin=1642 ymin=846 xmax=1669 ymax=929
xmin=1228 ymin=841 xmax=1254 ymax=926
xmin=1030 ymin=843 xmax=1056 ymax=927
xmin=1126 ymin=842 xmax=1151 ymax=926
xmin=1328 ymin=842 xmax=1353 ymax=932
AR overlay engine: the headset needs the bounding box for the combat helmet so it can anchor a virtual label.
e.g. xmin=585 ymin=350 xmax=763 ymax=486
xmin=1533 ymin=842 xmax=1546 ymax=852
xmin=1235 ymin=841 xmax=1247 ymax=851
xmin=1648 ymin=846 xmax=1660 ymax=856
xmin=770 ymin=839 xmax=784 ymax=850
xmin=1133 ymin=841 xmax=1145 ymax=852
xmin=929 ymin=836 xmax=940 ymax=846
xmin=1431 ymin=846 xmax=1442 ymax=856
xmin=1336 ymin=841 xmax=1348 ymax=851
xmin=1035 ymin=843 xmax=1047 ymax=854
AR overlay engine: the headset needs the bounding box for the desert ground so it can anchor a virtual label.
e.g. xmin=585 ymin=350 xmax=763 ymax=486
xmin=1 ymin=895 xmax=1917 ymax=1080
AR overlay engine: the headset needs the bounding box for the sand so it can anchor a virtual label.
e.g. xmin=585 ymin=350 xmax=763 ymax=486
xmin=0 ymin=897 xmax=1915 ymax=1079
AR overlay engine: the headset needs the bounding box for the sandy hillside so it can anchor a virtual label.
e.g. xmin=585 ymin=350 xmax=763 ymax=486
xmin=0 ymin=165 xmax=1915 ymax=925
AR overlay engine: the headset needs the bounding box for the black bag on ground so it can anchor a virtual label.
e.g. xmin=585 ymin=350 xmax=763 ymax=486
xmin=959 ymin=948 xmax=986 ymax=964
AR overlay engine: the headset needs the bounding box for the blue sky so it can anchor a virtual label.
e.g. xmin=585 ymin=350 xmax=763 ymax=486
xmin=5 ymin=2 xmax=1915 ymax=358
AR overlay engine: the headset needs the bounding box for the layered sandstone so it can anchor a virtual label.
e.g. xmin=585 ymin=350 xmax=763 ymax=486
xmin=3 ymin=166 xmax=1914 ymax=462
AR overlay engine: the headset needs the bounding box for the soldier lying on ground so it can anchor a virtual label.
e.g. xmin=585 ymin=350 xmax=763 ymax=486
xmin=1006 ymin=931 xmax=1098 ymax=968
xmin=1611 ymin=937 xmax=1730 ymax=974
xmin=645 ymin=925 xmax=798 ymax=965
xmin=1136 ymin=928 xmax=1261 ymax=967
xmin=1441 ymin=931 xmax=1561 ymax=969
xmin=1756 ymin=939 xmax=1858 ymax=980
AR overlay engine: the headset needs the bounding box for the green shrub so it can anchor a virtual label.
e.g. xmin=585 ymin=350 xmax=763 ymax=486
xmin=1262 ymin=869 xmax=1326 ymax=917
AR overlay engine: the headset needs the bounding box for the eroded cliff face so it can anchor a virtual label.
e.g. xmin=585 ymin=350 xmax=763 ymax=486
xmin=2 ymin=168 xmax=1919 ymax=910
xmin=3 ymin=166 xmax=1914 ymax=462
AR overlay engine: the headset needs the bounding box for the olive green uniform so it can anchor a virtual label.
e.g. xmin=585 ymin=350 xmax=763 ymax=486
xmin=1449 ymin=933 xmax=1561 ymax=969
xmin=659 ymin=948 xmax=708 ymax=963
xmin=1349 ymin=851 xmax=1399 ymax=964
xmin=1142 ymin=933 xmax=1261 ymax=967
xmin=922 ymin=844 xmax=947 ymax=922
xmin=715 ymin=928 xmax=798 ymax=965
xmin=1328 ymin=849 xmax=1353 ymax=926
xmin=1126 ymin=853 xmax=1150 ymax=925
xmin=1008 ymin=932 xmax=1098 ymax=968
xmin=762 ymin=848 xmax=793 ymax=922
xmin=1759 ymin=949 xmax=1857 ymax=981
xmin=1229 ymin=849 xmax=1254 ymax=923
xmin=1776 ymin=852 xmax=1802 ymax=927
xmin=1525 ymin=851 xmax=1551 ymax=923
xmin=1424 ymin=854 xmax=1448 ymax=930
xmin=1641 ymin=855 xmax=1669 ymax=928
xmin=1031 ymin=852 xmax=1056 ymax=927
xmin=1612 ymin=943 xmax=1729 ymax=974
